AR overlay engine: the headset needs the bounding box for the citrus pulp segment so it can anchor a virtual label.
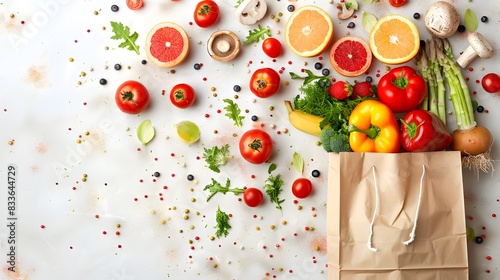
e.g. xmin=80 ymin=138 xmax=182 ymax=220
xmin=284 ymin=5 xmax=333 ymax=58
xmin=329 ymin=36 xmax=372 ymax=77
xmin=175 ymin=120 xmax=200 ymax=144
xmin=369 ymin=14 xmax=420 ymax=64
xmin=145 ymin=22 xmax=190 ymax=68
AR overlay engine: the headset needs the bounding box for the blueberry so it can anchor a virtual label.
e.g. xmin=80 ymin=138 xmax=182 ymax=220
xmin=477 ymin=105 xmax=484 ymax=113
xmin=233 ymin=85 xmax=241 ymax=92
xmin=111 ymin=4 xmax=119 ymax=12
xmin=141 ymin=60 xmax=147 ymax=65
xmin=99 ymin=78 xmax=107 ymax=85
xmin=457 ymin=25 xmax=466 ymax=33
xmin=365 ymin=76 xmax=373 ymax=83
xmin=413 ymin=13 xmax=420 ymax=19
xmin=314 ymin=62 xmax=323 ymax=70
xmin=187 ymin=174 xmax=194 ymax=181
xmin=481 ymin=16 xmax=488 ymax=23
xmin=287 ymin=5 xmax=295 ymax=12
xmin=251 ymin=115 xmax=258 ymax=121
xmin=420 ymin=40 xmax=426 ymax=47
xmin=114 ymin=63 xmax=122 ymax=70
xmin=312 ymin=170 xmax=320 ymax=178
xmin=475 ymin=236 xmax=484 ymax=244
xmin=321 ymin=68 xmax=330 ymax=76
xmin=193 ymin=63 xmax=201 ymax=70
xmin=347 ymin=22 xmax=355 ymax=28
xmin=154 ymin=172 xmax=161 ymax=178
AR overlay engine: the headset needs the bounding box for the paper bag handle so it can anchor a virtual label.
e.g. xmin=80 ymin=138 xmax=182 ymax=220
xmin=367 ymin=164 xmax=426 ymax=252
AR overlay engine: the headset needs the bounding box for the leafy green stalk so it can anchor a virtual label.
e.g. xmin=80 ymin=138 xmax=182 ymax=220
xmin=264 ymin=174 xmax=284 ymax=212
xmin=243 ymin=25 xmax=271 ymax=45
xmin=215 ymin=206 xmax=231 ymax=238
xmin=204 ymin=178 xmax=244 ymax=202
xmin=203 ymin=144 xmax=230 ymax=173
xmin=223 ymin=99 xmax=244 ymax=127
xmin=110 ymin=21 xmax=140 ymax=55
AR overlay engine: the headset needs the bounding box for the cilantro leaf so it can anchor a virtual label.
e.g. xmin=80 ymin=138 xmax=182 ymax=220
xmin=110 ymin=21 xmax=140 ymax=55
xmin=203 ymin=144 xmax=230 ymax=173
xmin=203 ymin=178 xmax=245 ymax=202
xmin=223 ymin=99 xmax=244 ymax=127
xmin=215 ymin=206 xmax=231 ymax=238
xmin=264 ymin=174 xmax=285 ymax=212
xmin=243 ymin=25 xmax=271 ymax=45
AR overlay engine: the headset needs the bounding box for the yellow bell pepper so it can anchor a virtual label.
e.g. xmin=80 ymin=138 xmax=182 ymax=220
xmin=348 ymin=100 xmax=400 ymax=153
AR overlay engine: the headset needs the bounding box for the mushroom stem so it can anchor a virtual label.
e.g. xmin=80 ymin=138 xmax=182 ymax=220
xmin=456 ymin=46 xmax=477 ymax=68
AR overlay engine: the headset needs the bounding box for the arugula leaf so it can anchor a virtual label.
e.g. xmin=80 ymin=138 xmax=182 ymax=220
xmin=203 ymin=144 xmax=230 ymax=173
xmin=110 ymin=21 xmax=140 ymax=55
xmin=264 ymin=174 xmax=285 ymax=212
xmin=290 ymin=70 xmax=330 ymax=85
xmin=203 ymin=178 xmax=245 ymax=202
xmin=243 ymin=25 xmax=271 ymax=45
xmin=215 ymin=206 xmax=231 ymax=238
xmin=137 ymin=119 xmax=155 ymax=145
xmin=292 ymin=152 xmax=304 ymax=174
xmin=223 ymin=99 xmax=244 ymax=127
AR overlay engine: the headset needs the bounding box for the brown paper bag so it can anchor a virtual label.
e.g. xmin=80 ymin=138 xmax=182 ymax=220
xmin=327 ymin=151 xmax=468 ymax=280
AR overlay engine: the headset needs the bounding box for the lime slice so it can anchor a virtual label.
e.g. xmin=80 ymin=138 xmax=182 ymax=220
xmin=175 ymin=120 xmax=200 ymax=144
xmin=466 ymin=226 xmax=475 ymax=242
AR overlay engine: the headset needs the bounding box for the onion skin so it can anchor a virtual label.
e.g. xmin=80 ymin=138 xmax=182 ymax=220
xmin=451 ymin=125 xmax=492 ymax=156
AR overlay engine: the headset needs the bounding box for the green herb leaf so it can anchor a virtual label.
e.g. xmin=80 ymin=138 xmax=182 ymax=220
xmin=292 ymin=152 xmax=304 ymax=174
xmin=243 ymin=25 xmax=271 ymax=45
xmin=137 ymin=119 xmax=155 ymax=145
xmin=234 ymin=0 xmax=244 ymax=8
xmin=361 ymin=12 xmax=377 ymax=34
xmin=203 ymin=144 xmax=230 ymax=173
xmin=289 ymin=70 xmax=330 ymax=85
xmin=464 ymin=8 xmax=478 ymax=32
xmin=110 ymin=21 xmax=140 ymax=55
xmin=362 ymin=0 xmax=378 ymax=3
xmin=223 ymin=99 xmax=245 ymax=127
xmin=345 ymin=0 xmax=359 ymax=10
xmin=264 ymin=174 xmax=285 ymax=212
xmin=268 ymin=163 xmax=277 ymax=174
xmin=215 ymin=206 xmax=231 ymax=238
xmin=203 ymin=178 xmax=245 ymax=202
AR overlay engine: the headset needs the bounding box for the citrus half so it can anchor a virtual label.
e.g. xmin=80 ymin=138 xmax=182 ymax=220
xmin=145 ymin=22 xmax=190 ymax=68
xmin=369 ymin=14 xmax=420 ymax=64
xmin=175 ymin=120 xmax=200 ymax=144
xmin=284 ymin=5 xmax=333 ymax=58
xmin=329 ymin=36 xmax=372 ymax=77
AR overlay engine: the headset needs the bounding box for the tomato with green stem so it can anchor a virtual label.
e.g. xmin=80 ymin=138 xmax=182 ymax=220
xmin=291 ymin=178 xmax=312 ymax=199
xmin=115 ymin=80 xmax=150 ymax=114
xmin=262 ymin=38 xmax=283 ymax=58
xmin=249 ymin=68 xmax=281 ymax=98
xmin=194 ymin=0 xmax=219 ymax=28
xmin=482 ymin=73 xmax=500 ymax=93
xmin=170 ymin=83 xmax=196 ymax=109
xmin=126 ymin=0 xmax=143 ymax=10
xmin=239 ymin=129 xmax=273 ymax=164
xmin=243 ymin=188 xmax=264 ymax=207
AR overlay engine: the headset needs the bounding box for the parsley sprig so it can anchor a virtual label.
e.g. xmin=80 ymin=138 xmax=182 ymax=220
xmin=264 ymin=174 xmax=285 ymax=212
xmin=243 ymin=25 xmax=271 ymax=45
xmin=203 ymin=144 xmax=230 ymax=173
xmin=110 ymin=21 xmax=140 ymax=55
xmin=223 ymin=99 xmax=244 ymax=127
xmin=215 ymin=206 xmax=231 ymax=238
xmin=203 ymin=178 xmax=245 ymax=202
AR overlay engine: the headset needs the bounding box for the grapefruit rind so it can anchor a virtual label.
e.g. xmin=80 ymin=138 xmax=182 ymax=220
xmin=284 ymin=5 xmax=334 ymax=58
xmin=329 ymin=36 xmax=372 ymax=77
xmin=145 ymin=22 xmax=190 ymax=68
xmin=369 ymin=14 xmax=420 ymax=65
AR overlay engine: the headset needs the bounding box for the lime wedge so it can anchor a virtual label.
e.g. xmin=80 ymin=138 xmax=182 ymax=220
xmin=466 ymin=226 xmax=475 ymax=242
xmin=175 ymin=120 xmax=200 ymax=144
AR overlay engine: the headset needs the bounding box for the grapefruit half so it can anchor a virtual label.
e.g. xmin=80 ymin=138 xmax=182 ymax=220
xmin=329 ymin=36 xmax=372 ymax=77
xmin=145 ymin=22 xmax=190 ymax=68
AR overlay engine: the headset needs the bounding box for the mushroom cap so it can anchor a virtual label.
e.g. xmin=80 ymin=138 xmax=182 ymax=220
xmin=424 ymin=1 xmax=460 ymax=38
xmin=468 ymin=32 xmax=494 ymax=59
xmin=207 ymin=30 xmax=241 ymax=62
xmin=235 ymin=0 xmax=267 ymax=26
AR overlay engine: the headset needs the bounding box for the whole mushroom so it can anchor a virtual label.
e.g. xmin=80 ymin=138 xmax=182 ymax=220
xmin=235 ymin=0 xmax=267 ymax=26
xmin=424 ymin=1 xmax=460 ymax=38
xmin=456 ymin=32 xmax=494 ymax=68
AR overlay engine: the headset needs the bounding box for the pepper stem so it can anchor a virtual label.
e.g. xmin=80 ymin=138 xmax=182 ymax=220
xmin=392 ymin=69 xmax=409 ymax=89
xmin=400 ymin=120 xmax=423 ymax=140
xmin=348 ymin=124 xmax=380 ymax=140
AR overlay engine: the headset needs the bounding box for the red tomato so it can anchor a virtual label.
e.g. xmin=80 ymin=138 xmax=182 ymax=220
xmin=115 ymin=80 xmax=150 ymax=114
xmin=291 ymin=178 xmax=312 ymax=199
xmin=239 ymin=129 xmax=273 ymax=164
xmin=193 ymin=1 xmax=219 ymax=28
xmin=126 ymin=0 xmax=143 ymax=10
xmin=170 ymin=83 xmax=196 ymax=109
xmin=262 ymin=38 xmax=283 ymax=58
xmin=243 ymin=188 xmax=264 ymax=207
xmin=249 ymin=68 xmax=281 ymax=98
xmin=388 ymin=0 xmax=407 ymax=7
xmin=482 ymin=73 xmax=500 ymax=93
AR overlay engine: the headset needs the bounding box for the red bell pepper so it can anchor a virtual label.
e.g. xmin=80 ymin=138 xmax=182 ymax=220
xmin=377 ymin=66 xmax=427 ymax=113
xmin=400 ymin=109 xmax=452 ymax=152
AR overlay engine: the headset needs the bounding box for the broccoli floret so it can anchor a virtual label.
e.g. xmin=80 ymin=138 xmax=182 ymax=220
xmin=319 ymin=126 xmax=352 ymax=153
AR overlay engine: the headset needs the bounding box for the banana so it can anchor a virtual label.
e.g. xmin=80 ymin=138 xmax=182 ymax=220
xmin=284 ymin=100 xmax=323 ymax=136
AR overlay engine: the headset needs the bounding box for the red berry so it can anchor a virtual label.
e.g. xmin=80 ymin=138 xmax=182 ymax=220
xmin=351 ymin=81 xmax=374 ymax=99
xmin=328 ymin=81 xmax=352 ymax=100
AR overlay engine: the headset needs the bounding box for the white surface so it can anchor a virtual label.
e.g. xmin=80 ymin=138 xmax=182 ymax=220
xmin=0 ymin=0 xmax=499 ymax=279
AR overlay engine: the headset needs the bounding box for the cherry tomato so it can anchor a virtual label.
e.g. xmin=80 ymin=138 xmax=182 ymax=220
xmin=115 ymin=80 xmax=150 ymax=114
xmin=239 ymin=129 xmax=273 ymax=164
xmin=262 ymin=37 xmax=283 ymax=58
xmin=193 ymin=0 xmax=219 ymax=28
xmin=170 ymin=83 xmax=196 ymax=109
xmin=481 ymin=73 xmax=500 ymax=93
xmin=291 ymin=178 xmax=313 ymax=199
xmin=249 ymin=68 xmax=281 ymax=98
xmin=126 ymin=0 xmax=143 ymax=10
xmin=243 ymin=188 xmax=264 ymax=207
xmin=388 ymin=0 xmax=407 ymax=7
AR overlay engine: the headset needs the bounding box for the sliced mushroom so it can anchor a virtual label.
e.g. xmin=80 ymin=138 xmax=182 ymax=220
xmin=207 ymin=30 xmax=241 ymax=62
xmin=456 ymin=32 xmax=494 ymax=68
xmin=337 ymin=3 xmax=354 ymax=20
xmin=235 ymin=0 xmax=267 ymax=26
xmin=424 ymin=1 xmax=459 ymax=38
